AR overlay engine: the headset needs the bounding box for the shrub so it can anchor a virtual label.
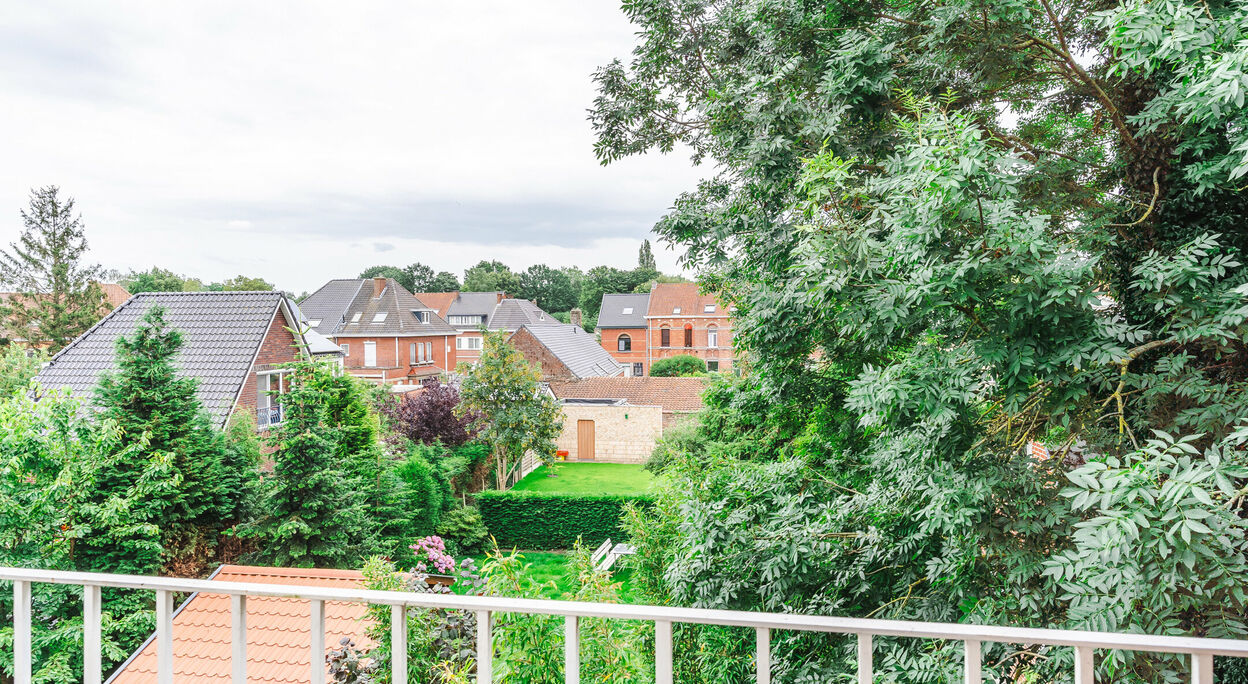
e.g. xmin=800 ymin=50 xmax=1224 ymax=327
xmin=435 ymin=506 xmax=489 ymax=557
xmin=377 ymin=381 xmax=477 ymax=447
xmin=475 ymin=491 xmax=653 ymax=550
xmin=649 ymin=355 xmax=706 ymax=377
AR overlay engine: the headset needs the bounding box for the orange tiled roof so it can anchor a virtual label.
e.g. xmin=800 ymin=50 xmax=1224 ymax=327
xmin=108 ymin=565 xmax=374 ymax=684
xmin=548 ymin=376 xmax=707 ymax=413
xmin=412 ymin=291 xmax=458 ymax=318
xmin=101 ymin=283 xmax=132 ymax=308
xmin=645 ymin=283 xmax=724 ymax=317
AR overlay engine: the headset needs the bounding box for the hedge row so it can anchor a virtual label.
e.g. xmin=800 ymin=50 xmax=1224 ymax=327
xmin=475 ymin=490 xmax=654 ymax=550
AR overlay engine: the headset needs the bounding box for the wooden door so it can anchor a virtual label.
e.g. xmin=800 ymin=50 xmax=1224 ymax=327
xmin=577 ymin=420 xmax=596 ymax=461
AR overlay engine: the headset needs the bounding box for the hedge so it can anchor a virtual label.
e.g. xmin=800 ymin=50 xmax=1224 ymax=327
xmin=475 ymin=490 xmax=654 ymax=550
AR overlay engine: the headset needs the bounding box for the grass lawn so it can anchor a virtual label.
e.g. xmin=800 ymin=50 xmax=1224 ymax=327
xmin=511 ymin=463 xmax=654 ymax=495
xmin=463 ymin=550 xmax=641 ymax=602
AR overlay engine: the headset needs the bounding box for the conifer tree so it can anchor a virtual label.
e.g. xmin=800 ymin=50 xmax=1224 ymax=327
xmin=638 ymin=239 xmax=656 ymax=270
xmin=0 ymin=186 xmax=107 ymax=351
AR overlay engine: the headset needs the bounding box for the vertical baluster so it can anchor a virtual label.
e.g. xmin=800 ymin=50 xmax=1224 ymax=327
xmin=310 ymin=599 xmax=326 ymax=684
xmin=857 ymin=633 xmax=873 ymax=684
xmin=1192 ymin=652 xmax=1214 ymax=684
xmin=655 ymin=620 xmax=673 ymax=684
xmin=84 ymin=585 xmax=102 ymax=684
xmin=964 ymin=640 xmax=981 ymax=684
xmin=231 ymin=594 xmax=247 ymax=684
xmin=755 ymin=627 xmax=771 ymax=684
xmin=156 ymin=589 xmax=174 ymax=684
xmin=13 ymin=580 xmax=31 ymax=684
xmin=565 ymin=615 xmax=580 ymax=684
xmin=1073 ymin=645 xmax=1093 ymax=684
xmin=391 ymin=605 xmax=408 ymax=684
xmin=477 ymin=611 xmax=492 ymax=683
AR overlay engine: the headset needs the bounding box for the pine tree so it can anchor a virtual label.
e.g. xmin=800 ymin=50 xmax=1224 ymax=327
xmin=638 ymin=239 xmax=656 ymax=270
xmin=0 ymin=187 xmax=107 ymax=351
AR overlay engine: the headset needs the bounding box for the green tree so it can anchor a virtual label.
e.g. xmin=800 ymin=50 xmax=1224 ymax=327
xmin=215 ymin=274 xmax=275 ymax=291
xmin=361 ymin=265 xmax=413 ymax=292
xmin=578 ymin=266 xmax=658 ymax=317
xmin=517 ymin=264 xmax=577 ymax=312
xmin=427 ymin=270 xmax=461 ymax=292
xmin=638 ymin=239 xmax=656 ymax=270
xmin=122 ymin=267 xmax=193 ymax=293
xmin=0 ymin=345 xmax=43 ymax=396
xmin=458 ymin=332 xmax=562 ymax=489
xmin=649 ymin=355 xmax=706 ymax=377
xmin=463 ymin=260 xmax=521 ymax=294
xmin=0 ymin=186 xmax=107 ymax=351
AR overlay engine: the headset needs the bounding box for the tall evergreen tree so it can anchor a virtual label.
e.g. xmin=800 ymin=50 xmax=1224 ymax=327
xmin=0 ymin=186 xmax=106 ymax=351
xmin=638 ymin=239 xmax=656 ymax=270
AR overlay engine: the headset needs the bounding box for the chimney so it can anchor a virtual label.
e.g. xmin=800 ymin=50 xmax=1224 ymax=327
xmin=570 ymin=308 xmax=583 ymax=328
xmin=372 ymin=277 xmax=387 ymax=297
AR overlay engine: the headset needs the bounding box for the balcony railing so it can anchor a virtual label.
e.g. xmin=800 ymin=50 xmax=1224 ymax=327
xmin=4 ymin=566 xmax=1247 ymax=684
xmin=256 ymin=404 xmax=283 ymax=429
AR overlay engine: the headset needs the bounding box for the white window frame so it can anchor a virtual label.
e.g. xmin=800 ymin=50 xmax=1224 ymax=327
xmin=456 ymin=336 xmax=483 ymax=351
xmin=707 ymin=326 xmax=718 ymax=349
xmin=308 ymin=319 xmax=321 ymax=328
xmin=704 ymin=304 xmax=716 ymax=313
xmin=622 ymin=307 xmax=633 ymax=315
xmin=339 ymin=343 xmax=349 ymax=356
xmin=351 ymin=312 xmax=362 ymax=323
xmin=363 ymin=341 xmax=377 ymax=367
xmin=618 ymin=334 xmax=632 ymax=352
xmin=372 ymin=312 xmax=388 ymax=323
xmin=256 ymin=370 xmax=288 ymax=430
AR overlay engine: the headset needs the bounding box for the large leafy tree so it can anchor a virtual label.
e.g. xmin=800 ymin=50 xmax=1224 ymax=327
xmin=598 ymin=0 xmax=1248 ymax=681
xmin=517 ymin=263 xmax=578 ymax=312
xmin=361 ymin=265 xmax=413 ymax=292
xmin=121 ymin=267 xmax=193 ymax=293
xmin=577 ymin=265 xmax=659 ymax=317
xmin=463 ymin=260 xmax=521 ymax=294
xmin=458 ymin=332 xmax=562 ymax=489
xmin=0 ymin=186 xmax=107 ymax=351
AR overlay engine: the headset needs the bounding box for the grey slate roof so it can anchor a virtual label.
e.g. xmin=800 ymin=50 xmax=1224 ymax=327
xmin=488 ymin=298 xmax=560 ymax=331
xmin=446 ymin=292 xmax=504 ymax=321
xmin=36 ymin=291 xmax=295 ymax=426
xmin=596 ymin=293 xmax=650 ymax=328
xmin=515 ymin=324 xmax=625 ymax=379
xmin=301 ymin=278 xmax=457 ymax=338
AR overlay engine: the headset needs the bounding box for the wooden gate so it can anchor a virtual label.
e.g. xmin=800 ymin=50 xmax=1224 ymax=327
xmin=577 ymin=420 xmax=596 ymax=460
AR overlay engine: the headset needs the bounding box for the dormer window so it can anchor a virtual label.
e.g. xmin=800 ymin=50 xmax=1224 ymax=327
xmin=704 ymin=304 xmax=716 ymax=313
xmin=372 ymin=312 xmax=388 ymax=323
xmin=351 ymin=313 xmax=362 ymax=323
xmin=413 ymin=310 xmax=430 ymax=323
xmin=673 ymin=307 xmax=681 ymax=314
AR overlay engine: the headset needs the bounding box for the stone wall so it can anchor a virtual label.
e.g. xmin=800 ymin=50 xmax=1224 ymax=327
xmin=556 ymin=403 xmax=663 ymax=464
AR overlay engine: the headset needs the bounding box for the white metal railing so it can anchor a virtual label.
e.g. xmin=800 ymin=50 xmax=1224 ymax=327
xmin=4 ymin=567 xmax=1247 ymax=684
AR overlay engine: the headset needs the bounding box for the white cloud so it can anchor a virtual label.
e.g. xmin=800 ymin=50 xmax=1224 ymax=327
xmin=0 ymin=0 xmax=706 ymax=292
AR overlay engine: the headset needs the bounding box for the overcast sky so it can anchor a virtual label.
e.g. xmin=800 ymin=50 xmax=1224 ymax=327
xmin=0 ymin=1 xmax=706 ymax=293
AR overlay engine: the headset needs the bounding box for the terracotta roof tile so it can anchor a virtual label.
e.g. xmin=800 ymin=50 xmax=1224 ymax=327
xmin=411 ymin=292 xmax=458 ymax=318
xmin=548 ymin=376 xmax=707 ymax=413
xmin=108 ymin=565 xmax=374 ymax=684
xmin=645 ymin=283 xmax=723 ymax=318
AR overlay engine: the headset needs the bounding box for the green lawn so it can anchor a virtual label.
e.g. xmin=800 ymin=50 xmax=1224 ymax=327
xmin=511 ymin=463 xmax=654 ymax=495
xmin=463 ymin=550 xmax=641 ymax=602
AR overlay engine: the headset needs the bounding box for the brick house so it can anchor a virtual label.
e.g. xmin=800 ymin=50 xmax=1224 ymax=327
xmin=508 ymin=324 xmax=624 ymax=381
xmin=644 ymin=283 xmax=735 ymax=373
xmin=412 ymin=291 xmax=560 ymax=369
xmin=300 ymin=278 xmax=458 ymax=385
xmin=545 ymin=376 xmax=706 ymax=462
xmin=35 ymin=291 xmax=318 ymax=431
xmin=595 ymin=292 xmax=650 ymax=376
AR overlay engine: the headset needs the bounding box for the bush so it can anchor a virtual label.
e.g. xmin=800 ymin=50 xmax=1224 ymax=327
xmin=649 ymin=355 xmax=706 ymax=377
xmin=475 ymin=491 xmax=653 ymax=550
xmin=436 ymin=506 xmax=489 ymax=557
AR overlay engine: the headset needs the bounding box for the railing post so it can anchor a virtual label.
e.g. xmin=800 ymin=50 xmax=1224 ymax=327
xmin=477 ymin=610 xmax=492 ymax=683
xmin=391 ymin=605 xmax=408 ymax=684
xmin=857 ymin=633 xmax=872 ymax=684
xmin=13 ymin=580 xmax=31 ymax=684
xmin=756 ymin=627 xmax=770 ymax=684
xmin=156 ymin=589 xmax=174 ymax=684
xmin=310 ymin=599 xmax=325 ymax=684
xmin=655 ymin=620 xmax=673 ymax=684
xmin=964 ymin=639 xmax=981 ymax=684
xmin=1074 ymin=645 xmax=1093 ymax=684
xmin=565 ymin=615 xmax=580 ymax=684
xmin=1192 ymin=653 xmax=1214 ymax=684
xmin=231 ymin=594 xmax=247 ymax=684
xmin=84 ymin=584 xmax=102 ymax=684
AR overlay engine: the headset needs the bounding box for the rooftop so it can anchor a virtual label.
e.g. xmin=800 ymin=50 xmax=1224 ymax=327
xmin=597 ymin=292 xmax=650 ymax=328
xmin=548 ymin=376 xmax=707 ymax=413
xmin=646 ymin=282 xmax=725 ymax=318
xmin=301 ymin=278 xmax=457 ymax=338
xmin=514 ymin=324 xmax=625 ymax=379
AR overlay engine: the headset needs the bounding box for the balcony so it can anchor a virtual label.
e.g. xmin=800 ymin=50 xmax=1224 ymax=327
xmin=5 ymin=567 xmax=1247 ymax=684
xmin=256 ymin=404 xmax=283 ymax=429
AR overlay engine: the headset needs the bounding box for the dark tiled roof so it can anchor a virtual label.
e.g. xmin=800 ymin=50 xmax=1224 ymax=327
xmin=515 ymin=324 xmax=624 ymax=378
xmin=304 ymin=279 xmax=457 ymax=338
xmin=36 ymin=291 xmax=292 ymax=425
xmin=596 ymin=293 xmax=650 ymax=328
xmin=488 ymin=298 xmax=559 ymax=331
xmin=548 ymin=376 xmax=707 ymax=412
xmin=298 ymin=279 xmax=366 ymax=335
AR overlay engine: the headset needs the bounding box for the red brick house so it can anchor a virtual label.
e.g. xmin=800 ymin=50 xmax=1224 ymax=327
xmin=595 ymin=292 xmax=650 ymax=376
xmin=412 ymin=291 xmax=560 ymax=369
xmin=301 ymin=278 xmax=458 ymax=385
xmin=596 ymin=283 xmax=735 ymax=375
xmin=35 ymin=291 xmax=320 ymax=431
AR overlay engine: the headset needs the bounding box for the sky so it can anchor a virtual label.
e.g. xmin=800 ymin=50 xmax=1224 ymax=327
xmin=0 ymin=1 xmax=707 ymax=293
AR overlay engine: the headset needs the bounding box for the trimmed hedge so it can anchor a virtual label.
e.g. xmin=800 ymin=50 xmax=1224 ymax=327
xmin=475 ymin=490 xmax=654 ymax=550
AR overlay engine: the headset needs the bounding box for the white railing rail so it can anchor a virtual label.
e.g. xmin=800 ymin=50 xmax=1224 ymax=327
xmin=4 ymin=566 xmax=1246 ymax=684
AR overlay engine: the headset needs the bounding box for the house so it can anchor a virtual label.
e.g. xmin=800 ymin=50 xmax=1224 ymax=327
xmin=412 ymin=291 xmax=560 ymax=368
xmin=545 ymin=376 xmax=707 ymax=462
xmin=643 ymin=282 xmax=735 ymax=373
xmin=508 ymin=323 xmax=625 ymax=381
xmin=596 ymin=292 xmax=651 ymax=376
xmin=35 ymin=291 xmax=318 ymax=431
xmin=107 ymin=565 xmax=373 ymax=683
xmin=300 ymin=277 xmax=458 ymax=385
xmin=0 ymin=282 xmax=131 ymax=349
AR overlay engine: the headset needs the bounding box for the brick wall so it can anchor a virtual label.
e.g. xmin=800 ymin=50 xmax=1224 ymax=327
xmin=508 ymin=327 xmax=573 ymax=381
xmin=235 ymin=307 xmax=300 ymax=421
xmin=452 ymin=331 xmax=483 ymax=369
xmin=555 ymin=403 xmax=663 ymax=464
xmin=647 ymin=315 xmax=735 ymax=372
xmin=599 ymin=327 xmax=648 ymax=374
xmin=333 ymin=334 xmax=456 ymax=382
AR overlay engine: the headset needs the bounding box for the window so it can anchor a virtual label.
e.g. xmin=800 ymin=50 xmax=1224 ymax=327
xmin=707 ymin=361 xmax=719 ymax=372
xmin=622 ymin=307 xmax=633 ymax=315
xmin=426 ymin=341 xmax=433 ymax=361
xmin=633 ymin=362 xmax=644 ymax=376
xmin=673 ymin=306 xmax=681 ymax=314
xmin=660 ymin=327 xmax=671 ymax=347
xmin=707 ymin=325 xmax=718 ymax=348
xmin=457 ymin=336 xmax=483 ymax=351
xmin=618 ymin=334 xmax=632 ymax=352
xmin=363 ymin=341 xmax=377 ymax=367
xmin=351 ymin=312 xmax=362 ymax=323
xmin=257 ymin=371 xmax=287 ymax=429
xmin=413 ymin=310 xmax=430 ymax=323
xmin=372 ymin=312 xmax=388 ymax=323
xmin=683 ymin=324 xmax=693 ymax=348
xmin=339 ymin=343 xmax=349 ymax=356
xmin=449 ymin=314 xmax=485 ymax=326
xmin=704 ymin=303 xmax=716 ymax=313
xmin=308 ymin=319 xmax=321 ymax=328
xmin=411 ymin=343 xmax=419 ymax=363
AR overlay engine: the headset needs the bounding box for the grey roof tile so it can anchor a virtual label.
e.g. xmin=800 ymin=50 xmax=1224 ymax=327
xmin=596 ymin=293 xmax=650 ymax=328
xmin=302 ymin=279 xmax=457 ymax=338
xmin=487 ymin=298 xmax=560 ymax=331
xmin=515 ymin=324 xmax=624 ymax=379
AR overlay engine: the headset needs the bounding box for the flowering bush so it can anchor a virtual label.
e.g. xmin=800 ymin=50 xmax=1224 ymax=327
xmin=410 ymin=535 xmax=456 ymax=574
